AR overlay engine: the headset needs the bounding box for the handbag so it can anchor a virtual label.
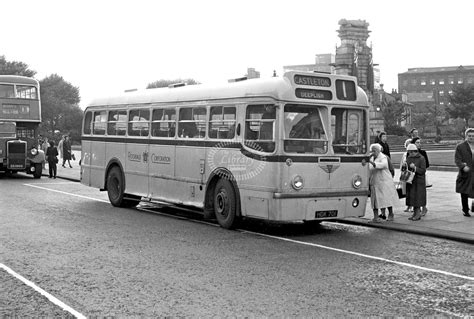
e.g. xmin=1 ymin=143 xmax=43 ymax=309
xmin=400 ymin=170 xmax=415 ymax=184
xmin=54 ymin=156 xmax=58 ymax=164
xmin=396 ymin=181 xmax=406 ymax=199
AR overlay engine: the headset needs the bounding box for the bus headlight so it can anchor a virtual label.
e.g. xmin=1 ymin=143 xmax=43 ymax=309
xmin=352 ymin=174 xmax=362 ymax=189
xmin=291 ymin=175 xmax=304 ymax=190
xmin=31 ymin=148 xmax=38 ymax=156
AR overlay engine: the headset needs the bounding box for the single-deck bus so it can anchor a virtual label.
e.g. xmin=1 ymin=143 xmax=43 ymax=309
xmin=81 ymin=71 xmax=370 ymax=228
xmin=0 ymin=75 xmax=44 ymax=178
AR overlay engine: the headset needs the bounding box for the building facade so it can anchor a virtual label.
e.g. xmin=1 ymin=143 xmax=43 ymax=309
xmin=398 ymin=65 xmax=474 ymax=106
xmin=398 ymin=66 xmax=474 ymax=136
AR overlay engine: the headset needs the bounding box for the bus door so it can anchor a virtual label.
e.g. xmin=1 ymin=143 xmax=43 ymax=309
xmin=330 ymin=107 xmax=367 ymax=187
xmin=174 ymin=106 xmax=207 ymax=204
xmin=125 ymin=108 xmax=150 ymax=197
xmin=148 ymin=108 xmax=177 ymax=199
xmin=88 ymin=111 xmax=108 ymax=187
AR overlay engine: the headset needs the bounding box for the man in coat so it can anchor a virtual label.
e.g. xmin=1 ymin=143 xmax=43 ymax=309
xmin=454 ymin=128 xmax=474 ymax=217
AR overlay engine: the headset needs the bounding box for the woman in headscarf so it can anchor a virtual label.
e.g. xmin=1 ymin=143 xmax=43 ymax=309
xmin=402 ymin=143 xmax=427 ymax=221
xmin=368 ymin=143 xmax=399 ymax=222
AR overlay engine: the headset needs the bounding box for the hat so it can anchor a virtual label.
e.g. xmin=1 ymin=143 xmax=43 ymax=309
xmin=406 ymin=144 xmax=418 ymax=151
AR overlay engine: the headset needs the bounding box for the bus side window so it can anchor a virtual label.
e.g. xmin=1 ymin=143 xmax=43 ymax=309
xmin=178 ymin=107 xmax=205 ymax=138
xmin=209 ymin=106 xmax=236 ymax=139
xmin=245 ymin=104 xmax=276 ymax=152
xmin=93 ymin=111 xmax=107 ymax=135
xmin=128 ymin=109 xmax=150 ymax=137
xmin=152 ymin=108 xmax=176 ymax=137
xmin=83 ymin=111 xmax=92 ymax=135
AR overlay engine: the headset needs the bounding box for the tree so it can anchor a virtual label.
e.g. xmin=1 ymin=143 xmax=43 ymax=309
xmin=0 ymin=55 xmax=36 ymax=77
xmin=147 ymin=78 xmax=199 ymax=89
xmin=447 ymin=84 xmax=474 ymax=128
xmin=40 ymin=74 xmax=82 ymax=142
xmin=382 ymin=99 xmax=407 ymax=135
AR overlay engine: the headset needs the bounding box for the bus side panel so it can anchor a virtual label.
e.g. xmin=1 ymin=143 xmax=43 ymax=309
xmin=90 ymin=141 xmax=107 ymax=188
xmin=124 ymin=140 xmax=149 ymax=197
xmin=148 ymin=143 xmax=176 ymax=199
xmin=105 ymin=140 xmax=127 ymax=186
xmin=81 ymin=140 xmax=92 ymax=186
xmin=174 ymin=145 xmax=206 ymax=204
xmin=236 ymin=161 xmax=279 ymax=219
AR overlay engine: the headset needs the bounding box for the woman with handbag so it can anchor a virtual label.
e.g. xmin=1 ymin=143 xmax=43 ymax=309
xmin=403 ymin=143 xmax=427 ymax=221
xmin=45 ymin=141 xmax=59 ymax=179
xmin=368 ymin=143 xmax=399 ymax=222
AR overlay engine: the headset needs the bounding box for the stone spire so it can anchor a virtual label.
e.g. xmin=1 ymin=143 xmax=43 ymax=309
xmin=334 ymin=19 xmax=372 ymax=93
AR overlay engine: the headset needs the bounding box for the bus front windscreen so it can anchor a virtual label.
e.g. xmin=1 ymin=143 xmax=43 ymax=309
xmin=283 ymin=104 xmax=328 ymax=154
xmin=331 ymin=108 xmax=367 ymax=155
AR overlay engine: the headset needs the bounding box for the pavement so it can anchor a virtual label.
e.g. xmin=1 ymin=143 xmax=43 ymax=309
xmin=46 ymin=150 xmax=474 ymax=244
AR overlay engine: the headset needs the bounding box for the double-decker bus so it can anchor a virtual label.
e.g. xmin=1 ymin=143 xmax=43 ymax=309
xmin=81 ymin=71 xmax=370 ymax=228
xmin=0 ymin=75 xmax=44 ymax=178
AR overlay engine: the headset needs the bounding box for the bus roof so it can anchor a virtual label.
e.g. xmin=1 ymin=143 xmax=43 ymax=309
xmin=88 ymin=71 xmax=369 ymax=108
xmin=0 ymin=75 xmax=39 ymax=86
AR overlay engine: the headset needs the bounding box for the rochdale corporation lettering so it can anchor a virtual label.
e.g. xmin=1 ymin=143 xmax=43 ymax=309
xmin=151 ymin=153 xmax=171 ymax=164
xmin=128 ymin=152 xmax=142 ymax=162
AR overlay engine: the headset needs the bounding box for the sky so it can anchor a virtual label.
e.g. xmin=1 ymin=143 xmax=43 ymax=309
xmin=2 ymin=0 xmax=473 ymax=108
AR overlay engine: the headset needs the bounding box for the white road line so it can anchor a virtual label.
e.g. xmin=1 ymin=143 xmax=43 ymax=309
xmin=0 ymin=263 xmax=86 ymax=319
xmin=23 ymin=184 xmax=474 ymax=282
xmin=24 ymin=184 xmax=109 ymax=203
xmin=240 ymin=230 xmax=474 ymax=282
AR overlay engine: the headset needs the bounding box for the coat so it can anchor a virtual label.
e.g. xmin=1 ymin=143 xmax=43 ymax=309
xmin=454 ymin=141 xmax=474 ymax=197
xmin=405 ymin=152 xmax=426 ymax=207
xmin=46 ymin=146 xmax=58 ymax=163
xmin=369 ymin=153 xmax=399 ymax=209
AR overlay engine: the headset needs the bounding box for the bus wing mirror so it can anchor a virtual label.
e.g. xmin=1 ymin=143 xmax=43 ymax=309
xmin=236 ymin=123 xmax=241 ymax=136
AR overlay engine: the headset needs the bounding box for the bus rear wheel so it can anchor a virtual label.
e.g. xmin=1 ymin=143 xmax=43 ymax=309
xmin=214 ymin=179 xmax=238 ymax=229
xmin=107 ymin=166 xmax=138 ymax=208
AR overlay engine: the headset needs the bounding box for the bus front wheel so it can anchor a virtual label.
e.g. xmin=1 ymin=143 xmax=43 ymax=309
xmin=107 ymin=166 xmax=138 ymax=208
xmin=214 ymin=179 xmax=238 ymax=229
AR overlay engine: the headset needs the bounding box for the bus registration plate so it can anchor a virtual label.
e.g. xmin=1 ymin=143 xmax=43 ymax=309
xmin=315 ymin=210 xmax=338 ymax=218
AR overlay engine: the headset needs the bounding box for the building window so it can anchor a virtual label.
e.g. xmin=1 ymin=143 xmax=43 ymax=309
xmin=449 ymin=77 xmax=454 ymax=84
xmin=420 ymin=79 xmax=426 ymax=85
xmin=402 ymin=79 xmax=408 ymax=86
xmin=430 ymin=79 xmax=435 ymax=85
xmin=439 ymin=79 xmax=445 ymax=85
xmin=468 ymin=77 xmax=473 ymax=84
xmin=458 ymin=79 xmax=463 ymax=84
xmin=449 ymin=90 xmax=453 ymax=95
xmin=439 ymin=90 xmax=444 ymax=96
xmin=411 ymin=79 xmax=417 ymax=86
xmin=440 ymin=101 xmax=444 ymax=105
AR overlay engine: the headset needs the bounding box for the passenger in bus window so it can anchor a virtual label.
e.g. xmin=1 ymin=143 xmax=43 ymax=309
xmin=290 ymin=112 xmax=323 ymax=139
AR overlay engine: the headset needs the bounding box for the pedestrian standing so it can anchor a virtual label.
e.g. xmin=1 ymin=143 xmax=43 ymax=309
xmin=62 ymin=136 xmax=73 ymax=168
xmin=45 ymin=141 xmax=59 ymax=179
xmin=375 ymin=131 xmax=391 ymax=158
xmin=454 ymin=128 xmax=474 ymax=217
xmin=412 ymin=137 xmax=430 ymax=216
xmin=57 ymin=135 xmax=65 ymax=164
xmin=368 ymin=143 xmax=399 ymax=222
xmin=403 ymin=143 xmax=427 ymax=221
xmin=405 ymin=128 xmax=419 ymax=148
